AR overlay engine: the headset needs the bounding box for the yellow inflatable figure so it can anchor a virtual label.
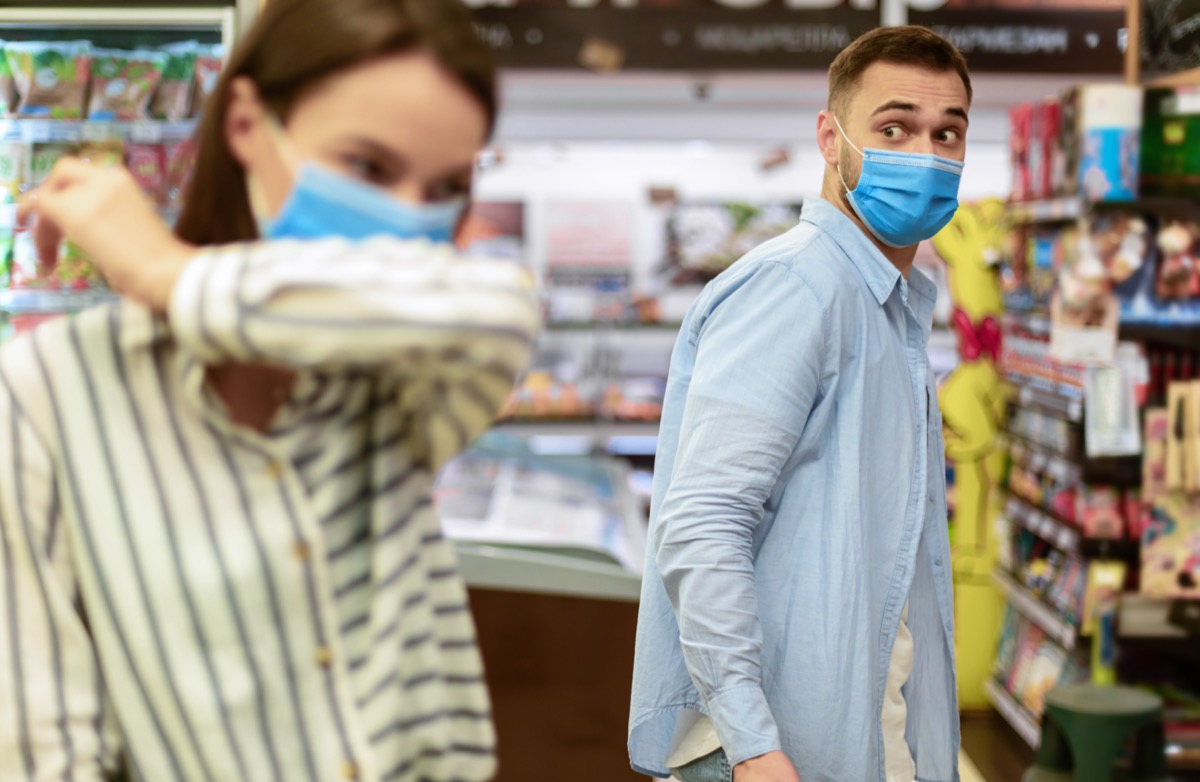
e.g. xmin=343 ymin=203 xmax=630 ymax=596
xmin=930 ymin=198 xmax=1010 ymax=709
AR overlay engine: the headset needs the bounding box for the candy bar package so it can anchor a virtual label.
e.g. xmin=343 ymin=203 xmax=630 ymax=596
xmin=1141 ymin=493 xmax=1200 ymax=599
xmin=190 ymin=45 xmax=223 ymax=118
xmin=5 ymin=40 xmax=92 ymax=119
xmin=151 ymin=42 xmax=198 ymax=122
xmin=87 ymin=48 xmax=168 ymax=121
xmin=0 ymin=42 xmax=17 ymax=116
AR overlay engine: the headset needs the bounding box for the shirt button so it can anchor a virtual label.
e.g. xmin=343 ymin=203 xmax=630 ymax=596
xmin=266 ymin=459 xmax=284 ymax=479
xmin=341 ymin=761 xmax=360 ymax=780
xmin=291 ymin=541 xmax=311 ymax=562
xmin=935 ymin=556 xmax=944 ymax=567
xmin=314 ymin=646 xmax=333 ymax=668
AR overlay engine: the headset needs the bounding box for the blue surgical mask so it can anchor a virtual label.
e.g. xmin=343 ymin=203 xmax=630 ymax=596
xmin=249 ymin=118 xmax=466 ymax=244
xmin=834 ymin=117 xmax=963 ymax=248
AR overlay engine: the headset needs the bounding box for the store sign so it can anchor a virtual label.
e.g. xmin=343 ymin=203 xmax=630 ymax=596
xmin=467 ymin=0 xmax=1125 ymax=73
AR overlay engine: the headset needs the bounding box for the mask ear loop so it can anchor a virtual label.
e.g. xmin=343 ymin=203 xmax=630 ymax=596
xmin=246 ymin=112 xmax=301 ymax=231
xmin=831 ymin=114 xmax=864 ymax=196
xmin=830 ymin=116 xmax=868 ymax=202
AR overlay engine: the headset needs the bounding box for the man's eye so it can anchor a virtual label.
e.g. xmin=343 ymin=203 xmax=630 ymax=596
xmin=883 ymin=126 xmax=904 ymax=139
xmin=939 ymin=129 xmax=962 ymax=143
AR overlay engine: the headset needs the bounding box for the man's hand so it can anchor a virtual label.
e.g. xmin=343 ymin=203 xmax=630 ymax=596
xmin=17 ymin=157 xmax=195 ymax=312
xmin=733 ymin=751 xmax=802 ymax=782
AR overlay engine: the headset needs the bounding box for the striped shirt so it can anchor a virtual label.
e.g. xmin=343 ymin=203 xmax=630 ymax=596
xmin=0 ymin=237 xmax=539 ymax=782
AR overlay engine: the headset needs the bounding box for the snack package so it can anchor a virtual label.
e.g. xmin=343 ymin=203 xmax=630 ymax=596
xmin=0 ymin=140 xmax=27 ymax=204
xmin=126 ymin=142 xmax=165 ymax=202
xmin=1141 ymin=493 xmax=1200 ymax=598
xmin=0 ymin=42 xmax=17 ymax=116
xmin=151 ymin=42 xmax=198 ymax=122
xmin=5 ymin=41 xmax=92 ymax=119
xmin=1022 ymin=643 xmax=1068 ymax=716
xmin=190 ymin=45 xmax=223 ymax=118
xmin=1082 ymin=560 xmax=1127 ymax=636
xmin=162 ymin=139 xmax=197 ymax=207
xmin=87 ymin=48 xmax=168 ymax=121
xmin=1144 ymin=408 xmax=1170 ymax=503
xmin=1078 ymin=486 xmax=1125 ymax=539
xmin=78 ymin=139 xmax=124 ymax=168
xmin=29 ymin=142 xmax=76 ymax=189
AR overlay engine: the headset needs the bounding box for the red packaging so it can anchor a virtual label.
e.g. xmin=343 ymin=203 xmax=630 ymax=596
xmin=1010 ymin=104 xmax=1033 ymax=202
xmin=125 ymin=142 xmax=165 ymax=203
xmin=1039 ymin=98 xmax=1062 ymax=199
xmin=162 ymin=139 xmax=197 ymax=207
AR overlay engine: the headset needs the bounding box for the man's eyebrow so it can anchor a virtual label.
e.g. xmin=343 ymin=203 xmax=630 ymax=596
xmin=945 ymin=106 xmax=969 ymax=124
xmin=869 ymin=101 xmax=971 ymax=125
xmin=870 ymin=100 xmax=917 ymax=117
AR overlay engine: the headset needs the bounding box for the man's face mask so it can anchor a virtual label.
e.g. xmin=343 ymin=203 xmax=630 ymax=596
xmin=833 ymin=115 xmax=963 ymax=249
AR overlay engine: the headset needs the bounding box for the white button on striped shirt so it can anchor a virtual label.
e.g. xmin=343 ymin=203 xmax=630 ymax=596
xmin=0 ymin=237 xmax=539 ymax=782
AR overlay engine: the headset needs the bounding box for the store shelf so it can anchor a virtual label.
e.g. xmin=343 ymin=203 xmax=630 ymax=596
xmin=0 ymin=119 xmax=197 ymax=144
xmin=992 ymin=568 xmax=1078 ymax=649
xmin=1005 ymin=433 xmax=1081 ymax=484
xmin=454 ymin=542 xmax=641 ymax=602
xmin=1119 ymin=323 xmax=1200 ymax=352
xmin=1004 ymin=495 xmax=1081 ymax=554
xmin=984 ymin=679 xmax=1042 ymax=749
xmin=495 ymin=419 xmax=659 ymax=439
xmin=1119 ymin=594 xmax=1197 ymax=639
xmin=0 ymin=288 xmax=117 ymax=315
xmin=1007 ymin=375 xmax=1084 ymax=422
xmin=545 ymin=321 xmax=682 ymax=333
xmin=1008 ymin=197 xmax=1085 ymax=224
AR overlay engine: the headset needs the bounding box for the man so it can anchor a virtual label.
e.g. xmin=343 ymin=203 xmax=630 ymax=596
xmin=629 ymin=26 xmax=970 ymax=782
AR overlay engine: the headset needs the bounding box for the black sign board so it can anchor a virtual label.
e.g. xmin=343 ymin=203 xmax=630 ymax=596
xmin=467 ymin=0 xmax=1126 ymax=74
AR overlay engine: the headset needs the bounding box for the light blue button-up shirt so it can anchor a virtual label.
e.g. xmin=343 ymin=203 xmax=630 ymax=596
xmin=629 ymin=197 xmax=959 ymax=782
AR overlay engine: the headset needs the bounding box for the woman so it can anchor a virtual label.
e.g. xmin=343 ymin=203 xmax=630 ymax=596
xmin=0 ymin=1 xmax=538 ymax=781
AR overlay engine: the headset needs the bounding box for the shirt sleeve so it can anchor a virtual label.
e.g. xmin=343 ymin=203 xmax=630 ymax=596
xmin=652 ymin=261 xmax=827 ymax=768
xmin=168 ymin=237 xmax=540 ymax=382
xmin=0 ymin=382 xmax=122 ymax=781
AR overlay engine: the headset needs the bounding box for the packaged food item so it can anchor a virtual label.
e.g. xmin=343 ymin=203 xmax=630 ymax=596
xmin=87 ymin=48 xmax=168 ymax=121
xmin=78 ymin=138 xmax=124 ymax=168
xmin=151 ymin=42 xmax=198 ymax=122
xmin=0 ymin=140 xmax=27 ymax=203
xmin=1077 ymin=485 xmax=1124 ymax=539
xmin=1141 ymin=493 xmax=1200 ymax=599
xmin=0 ymin=41 xmax=17 ymax=116
xmin=5 ymin=41 xmax=92 ymax=119
xmin=190 ymin=45 xmax=223 ymax=118
xmin=126 ymin=142 xmax=165 ymax=201
xmin=28 ymin=142 xmax=76 ymax=188
xmin=1081 ymin=560 xmax=1126 ymax=636
xmin=162 ymin=139 xmax=197 ymax=206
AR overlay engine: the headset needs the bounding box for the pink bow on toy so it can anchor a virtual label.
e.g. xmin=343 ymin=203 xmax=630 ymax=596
xmin=952 ymin=308 xmax=1002 ymax=362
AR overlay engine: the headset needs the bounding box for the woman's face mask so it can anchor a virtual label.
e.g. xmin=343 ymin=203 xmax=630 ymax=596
xmin=247 ymin=117 xmax=466 ymax=244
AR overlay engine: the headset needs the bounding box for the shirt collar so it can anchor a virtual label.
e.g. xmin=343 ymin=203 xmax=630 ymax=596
xmin=800 ymin=196 xmax=937 ymax=332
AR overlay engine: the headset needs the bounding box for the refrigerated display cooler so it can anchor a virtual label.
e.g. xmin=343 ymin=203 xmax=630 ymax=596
xmin=0 ymin=2 xmax=255 ymax=337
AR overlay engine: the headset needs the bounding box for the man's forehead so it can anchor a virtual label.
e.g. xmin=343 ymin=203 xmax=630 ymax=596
xmin=851 ymin=61 xmax=970 ymax=111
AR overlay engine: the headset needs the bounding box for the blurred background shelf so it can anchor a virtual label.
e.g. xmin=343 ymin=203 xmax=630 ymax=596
xmin=992 ymin=568 xmax=1079 ymax=650
xmin=984 ymin=679 xmax=1042 ymax=750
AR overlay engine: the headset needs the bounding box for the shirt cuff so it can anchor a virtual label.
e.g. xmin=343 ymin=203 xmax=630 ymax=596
xmin=706 ymin=683 xmax=782 ymax=768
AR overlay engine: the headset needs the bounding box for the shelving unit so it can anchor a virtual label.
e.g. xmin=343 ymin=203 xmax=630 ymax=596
xmin=984 ymin=679 xmax=1042 ymax=749
xmin=1003 ymin=495 xmax=1081 ymax=554
xmin=1008 ymin=376 xmax=1085 ymax=423
xmin=992 ymin=568 xmax=1079 ymax=650
xmin=0 ymin=118 xmax=196 ymax=144
xmin=495 ymin=419 xmax=660 ymax=439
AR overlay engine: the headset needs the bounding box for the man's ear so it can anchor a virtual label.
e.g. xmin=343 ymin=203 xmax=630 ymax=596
xmin=816 ymin=110 xmax=841 ymax=169
xmin=225 ymin=76 xmax=268 ymax=169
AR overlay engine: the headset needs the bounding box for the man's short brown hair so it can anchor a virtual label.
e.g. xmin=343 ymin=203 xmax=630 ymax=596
xmin=827 ymin=26 xmax=971 ymax=119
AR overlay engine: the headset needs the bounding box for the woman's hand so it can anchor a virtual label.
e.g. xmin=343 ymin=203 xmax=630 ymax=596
xmin=17 ymin=157 xmax=196 ymax=313
xmin=733 ymin=751 xmax=802 ymax=782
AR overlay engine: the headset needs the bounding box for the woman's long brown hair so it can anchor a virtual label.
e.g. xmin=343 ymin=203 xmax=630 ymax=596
xmin=173 ymin=0 xmax=496 ymax=247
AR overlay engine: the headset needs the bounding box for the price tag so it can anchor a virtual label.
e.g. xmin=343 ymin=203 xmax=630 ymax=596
xmin=129 ymin=122 xmax=162 ymax=144
xmin=81 ymin=123 xmax=114 ymax=142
